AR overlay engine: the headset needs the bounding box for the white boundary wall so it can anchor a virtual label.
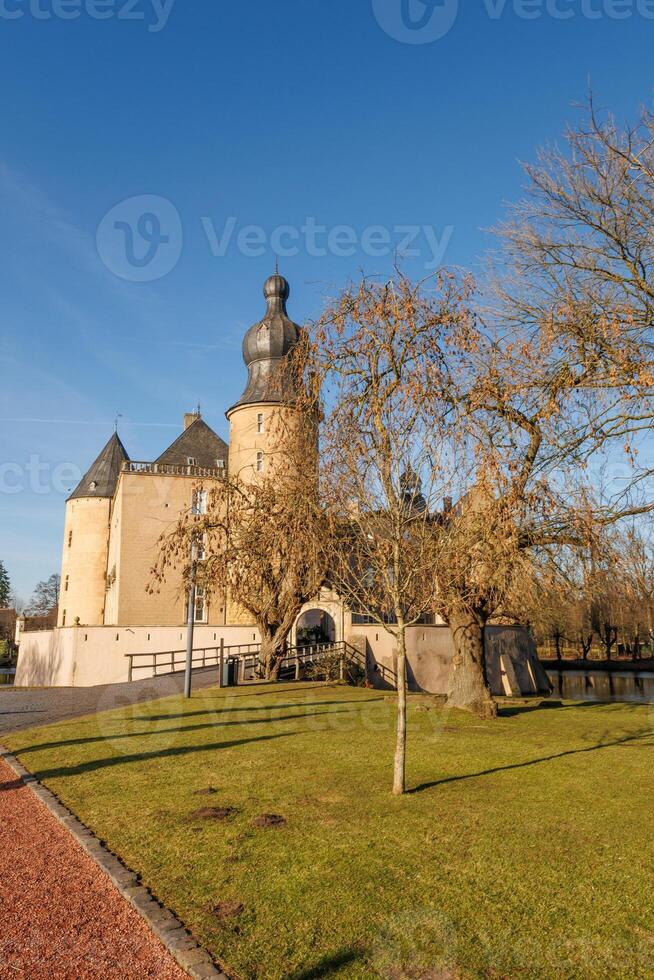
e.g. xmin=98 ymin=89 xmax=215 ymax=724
xmin=15 ymin=624 xmax=260 ymax=688
xmin=347 ymin=624 xmax=551 ymax=696
xmin=16 ymin=621 xmax=550 ymax=696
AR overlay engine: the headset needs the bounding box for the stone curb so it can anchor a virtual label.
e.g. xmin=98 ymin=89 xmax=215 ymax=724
xmin=1 ymin=745 xmax=230 ymax=980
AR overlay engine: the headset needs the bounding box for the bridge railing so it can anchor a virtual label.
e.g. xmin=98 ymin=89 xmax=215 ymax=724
xmin=124 ymin=642 xmax=261 ymax=683
xmin=125 ymin=638 xmax=398 ymax=689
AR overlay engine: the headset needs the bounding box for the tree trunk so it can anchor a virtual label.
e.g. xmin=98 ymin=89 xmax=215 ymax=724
xmin=259 ymin=629 xmax=284 ymax=680
xmin=446 ymin=611 xmax=497 ymax=719
xmin=392 ymin=628 xmax=407 ymax=796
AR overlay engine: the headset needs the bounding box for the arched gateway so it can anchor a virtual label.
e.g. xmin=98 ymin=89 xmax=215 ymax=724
xmin=295 ymin=608 xmax=337 ymax=647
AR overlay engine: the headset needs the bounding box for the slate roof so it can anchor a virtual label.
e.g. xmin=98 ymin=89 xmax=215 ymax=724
xmin=229 ymin=273 xmax=301 ymax=412
xmin=68 ymin=432 xmax=129 ymax=501
xmin=154 ymin=417 xmax=228 ymax=469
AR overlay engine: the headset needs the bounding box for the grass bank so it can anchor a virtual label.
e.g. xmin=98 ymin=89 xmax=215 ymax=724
xmin=4 ymin=682 xmax=654 ymax=979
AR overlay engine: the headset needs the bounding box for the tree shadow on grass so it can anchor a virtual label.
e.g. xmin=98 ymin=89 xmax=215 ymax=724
xmin=410 ymin=728 xmax=654 ymax=794
xmin=498 ymin=700 xmax=643 ymax=717
xmin=131 ymin=697 xmax=384 ymax=723
xmin=23 ymin=730 xmax=300 ymax=781
xmin=10 ymin=705 xmax=366 ymax=757
xmin=288 ymin=948 xmax=365 ymax=979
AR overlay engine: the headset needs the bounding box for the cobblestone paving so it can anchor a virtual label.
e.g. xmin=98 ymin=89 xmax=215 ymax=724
xmin=0 ymin=667 xmax=223 ymax=735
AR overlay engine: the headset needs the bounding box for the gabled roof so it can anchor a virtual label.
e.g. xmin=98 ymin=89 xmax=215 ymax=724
xmin=155 ymin=418 xmax=228 ymax=468
xmin=68 ymin=432 xmax=129 ymax=501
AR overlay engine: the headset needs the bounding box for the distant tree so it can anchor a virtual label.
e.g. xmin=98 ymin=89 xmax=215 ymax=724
xmin=27 ymin=574 xmax=60 ymax=615
xmin=0 ymin=561 xmax=10 ymax=608
xmin=9 ymin=592 xmax=27 ymax=616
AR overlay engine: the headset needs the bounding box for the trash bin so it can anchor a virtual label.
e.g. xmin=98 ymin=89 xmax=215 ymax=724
xmin=224 ymin=657 xmax=239 ymax=686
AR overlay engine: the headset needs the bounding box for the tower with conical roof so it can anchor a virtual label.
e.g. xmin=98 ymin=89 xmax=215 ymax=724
xmin=58 ymin=432 xmax=129 ymax=627
xmin=226 ymin=273 xmax=302 ymax=482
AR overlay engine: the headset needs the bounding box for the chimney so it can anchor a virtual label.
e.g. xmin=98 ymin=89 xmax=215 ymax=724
xmin=184 ymin=412 xmax=200 ymax=431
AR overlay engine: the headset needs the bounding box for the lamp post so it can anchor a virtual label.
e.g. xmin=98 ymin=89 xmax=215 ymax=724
xmin=184 ymin=557 xmax=197 ymax=699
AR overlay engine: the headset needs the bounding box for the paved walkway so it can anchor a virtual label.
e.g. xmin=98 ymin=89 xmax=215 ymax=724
xmin=0 ymin=667 xmax=223 ymax=735
xmin=0 ymin=755 xmax=188 ymax=979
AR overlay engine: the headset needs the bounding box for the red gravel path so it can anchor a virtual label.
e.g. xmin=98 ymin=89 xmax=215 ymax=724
xmin=0 ymin=758 xmax=188 ymax=979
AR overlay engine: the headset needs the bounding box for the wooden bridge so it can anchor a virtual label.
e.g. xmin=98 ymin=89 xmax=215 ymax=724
xmin=125 ymin=639 xmax=397 ymax=689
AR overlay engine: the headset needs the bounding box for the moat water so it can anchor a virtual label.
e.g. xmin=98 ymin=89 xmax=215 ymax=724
xmin=546 ymin=669 xmax=654 ymax=704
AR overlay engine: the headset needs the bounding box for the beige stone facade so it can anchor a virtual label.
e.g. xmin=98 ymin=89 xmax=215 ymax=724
xmin=227 ymin=403 xmax=300 ymax=484
xmin=58 ymin=497 xmax=111 ymax=628
xmin=58 ymin=447 xmax=229 ymax=629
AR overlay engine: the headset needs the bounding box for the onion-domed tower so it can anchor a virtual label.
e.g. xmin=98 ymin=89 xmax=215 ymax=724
xmin=226 ymin=273 xmax=302 ymax=482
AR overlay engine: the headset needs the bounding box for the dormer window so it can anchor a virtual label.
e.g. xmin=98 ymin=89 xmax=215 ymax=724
xmin=216 ymin=459 xmax=225 ymax=469
xmin=187 ymin=457 xmax=196 ymax=466
xmin=89 ymin=481 xmax=97 ymax=490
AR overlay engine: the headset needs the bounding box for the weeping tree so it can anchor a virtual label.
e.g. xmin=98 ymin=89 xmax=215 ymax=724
xmin=307 ymin=172 xmax=653 ymax=717
xmin=152 ymin=382 xmax=328 ymax=680
xmin=438 ymin=94 xmax=654 ymax=707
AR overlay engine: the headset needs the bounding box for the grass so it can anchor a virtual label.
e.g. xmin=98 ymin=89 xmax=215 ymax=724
xmin=4 ymin=682 xmax=654 ymax=979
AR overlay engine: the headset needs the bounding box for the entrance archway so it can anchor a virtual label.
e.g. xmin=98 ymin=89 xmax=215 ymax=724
xmin=295 ymin=608 xmax=336 ymax=647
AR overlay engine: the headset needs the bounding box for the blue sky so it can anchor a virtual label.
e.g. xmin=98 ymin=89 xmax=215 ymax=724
xmin=1 ymin=0 xmax=653 ymax=598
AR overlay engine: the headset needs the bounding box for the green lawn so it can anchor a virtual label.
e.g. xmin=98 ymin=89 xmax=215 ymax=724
xmin=5 ymin=683 xmax=654 ymax=979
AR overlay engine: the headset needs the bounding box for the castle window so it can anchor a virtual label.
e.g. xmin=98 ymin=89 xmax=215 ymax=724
xmin=61 ymin=609 xmax=66 ymax=626
xmin=68 ymin=530 xmax=73 ymax=547
xmin=193 ymin=533 xmax=206 ymax=561
xmin=257 ymin=413 xmax=265 ymax=434
xmin=64 ymin=575 xmax=69 ymax=592
xmin=256 ymin=451 xmax=264 ymax=473
xmin=192 ymin=489 xmax=207 ymax=515
xmin=194 ymin=588 xmax=207 ymax=623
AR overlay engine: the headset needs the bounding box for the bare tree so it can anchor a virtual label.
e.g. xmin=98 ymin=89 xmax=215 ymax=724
xmin=300 ymin=275 xmax=465 ymax=792
xmin=430 ymin=95 xmax=654 ymax=701
xmin=26 ymin=573 xmax=60 ymax=615
xmin=152 ymin=391 xmax=327 ymax=680
xmin=310 ymin=215 xmax=653 ymax=717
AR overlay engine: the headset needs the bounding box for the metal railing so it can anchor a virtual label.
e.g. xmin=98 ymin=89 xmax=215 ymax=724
xmin=125 ymin=642 xmax=261 ymax=682
xmin=125 ymin=638 xmax=398 ymax=688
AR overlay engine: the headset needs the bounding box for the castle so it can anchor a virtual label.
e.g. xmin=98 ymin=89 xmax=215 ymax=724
xmin=16 ymin=274 xmax=550 ymax=697
xmin=58 ymin=272 xmax=298 ymax=632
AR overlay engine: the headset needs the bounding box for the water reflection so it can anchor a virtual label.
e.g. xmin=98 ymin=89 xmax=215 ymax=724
xmin=546 ymin=669 xmax=654 ymax=704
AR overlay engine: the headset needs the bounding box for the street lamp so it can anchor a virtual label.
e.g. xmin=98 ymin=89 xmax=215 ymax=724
xmin=184 ymin=554 xmax=197 ymax=699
